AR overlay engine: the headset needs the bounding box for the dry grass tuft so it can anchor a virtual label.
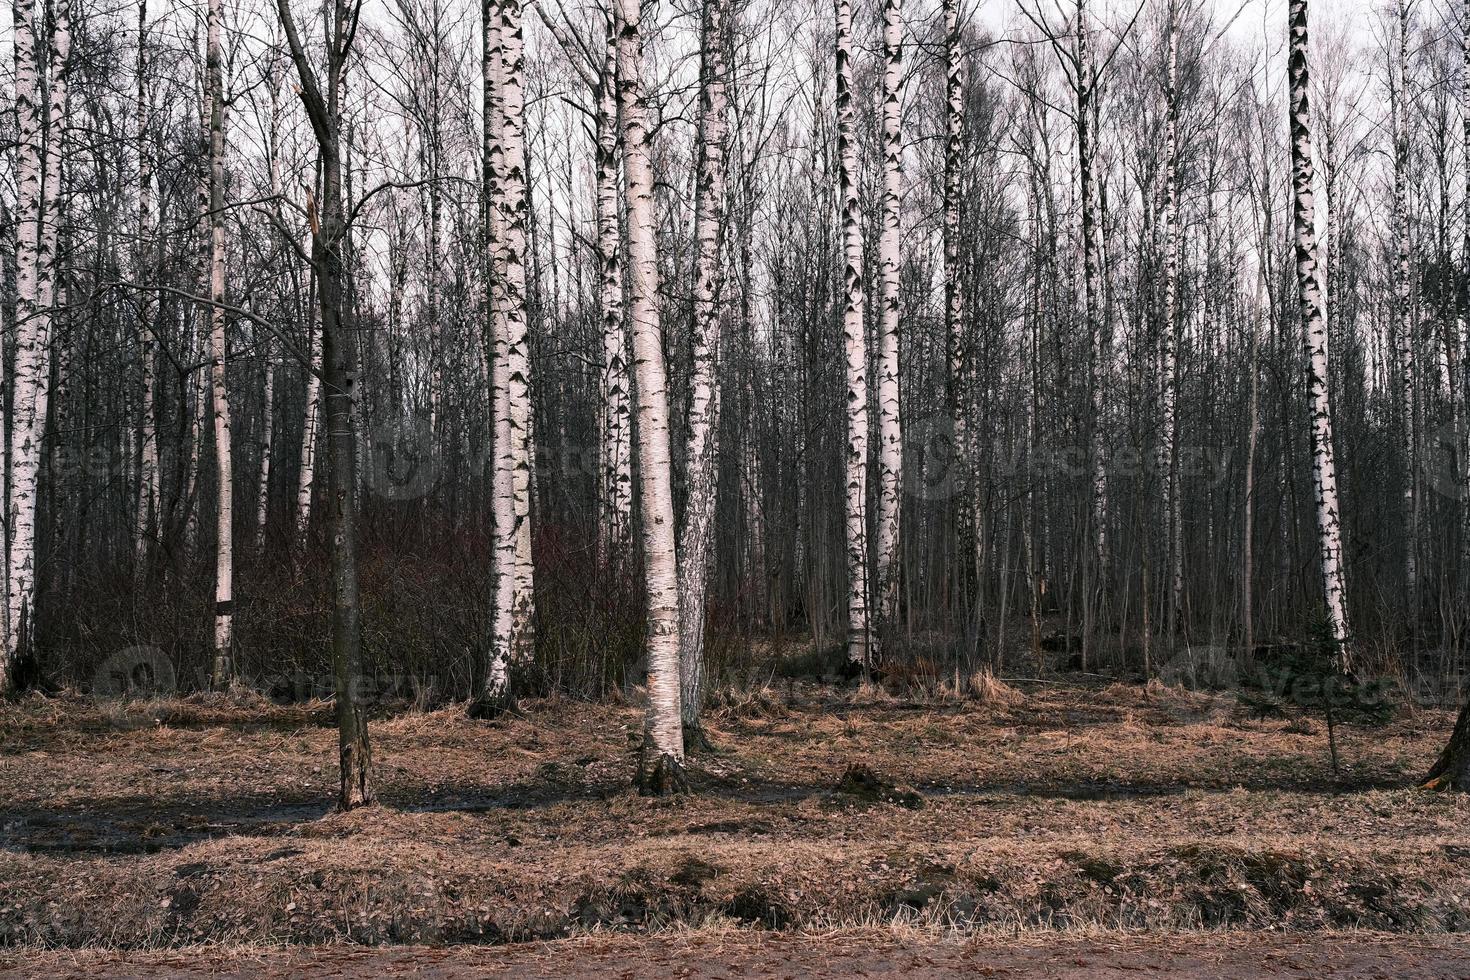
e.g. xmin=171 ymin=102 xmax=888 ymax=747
xmin=961 ymin=669 xmax=1022 ymax=705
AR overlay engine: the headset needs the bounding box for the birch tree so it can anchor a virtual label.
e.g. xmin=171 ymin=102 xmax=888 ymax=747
xmin=617 ymin=0 xmax=686 ymax=792
xmin=873 ymin=0 xmax=904 ymax=630
xmin=677 ymin=0 xmax=731 ymax=748
xmin=207 ymin=0 xmax=235 ymax=689
xmin=499 ymin=0 xmax=536 ymax=667
xmin=475 ymin=0 xmax=512 ymax=716
xmin=134 ymin=0 xmax=161 ymax=575
xmin=3 ymin=0 xmax=68 ymax=689
xmin=1287 ymin=0 xmax=1352 ymax=664
xmin=1158 ymin=0 xmax=1182 ymax=638
xmin=837 ymin=0 xmax=871 ymax=668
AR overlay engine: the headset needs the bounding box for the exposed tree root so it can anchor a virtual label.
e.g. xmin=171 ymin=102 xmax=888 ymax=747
xmin=466 ymin=690 xmax=518 ymax=721
xmin=638 ymin=752 xmax=690 ymax=796
xmin=682 ymin=720 xmax=716 ymax=755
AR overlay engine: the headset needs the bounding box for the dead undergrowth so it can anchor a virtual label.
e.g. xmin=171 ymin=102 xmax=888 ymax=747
xmin=1 ymin=680 xmax=1468 ymax=948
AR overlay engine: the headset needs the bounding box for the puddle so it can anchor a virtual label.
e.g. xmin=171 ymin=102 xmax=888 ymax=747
xmin=0 ymin=802 xmax=327 ymax=855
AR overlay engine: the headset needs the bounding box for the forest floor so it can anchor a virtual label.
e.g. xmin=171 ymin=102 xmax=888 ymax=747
xmin=11 ymin=931 xmax=1470 ymax=978
xmin=2 ymin=675 xmax=1469 ymax=969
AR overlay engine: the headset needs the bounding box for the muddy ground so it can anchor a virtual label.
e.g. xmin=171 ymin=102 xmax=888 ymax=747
xmin=2 ymin=679 xmax=1470 ymax=956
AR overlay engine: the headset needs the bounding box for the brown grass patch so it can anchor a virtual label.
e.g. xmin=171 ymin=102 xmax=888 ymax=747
xmin=0 ymin=682 xmax=1465 ymax=949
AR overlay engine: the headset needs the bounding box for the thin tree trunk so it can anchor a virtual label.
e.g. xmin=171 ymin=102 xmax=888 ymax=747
xmin=1391 ymin=0 xmax=1418 ymax=625
xmin=1287 ymin=0 xmax=1351 ymax=666
xmin=3 ymin=0 xmax=66 ymax=687
xmin=275 ymin=0 xmax=373 ymax=810
xmin=677 ymin=0 xmax=730 ymax=747
xmin=873 ymin=0 xmax=904 ymax=633
xmin=1159 ymin=2 xmax=1182 ymax=638
xmin=942 ymin=0 xmax=966 ymax=626
xmin=617 ymin=0 xmax=687 ymax=792
xmin=836 ymin=0 xmax=871 ymax=668
xmin=207 ymin=0 xmax=234 ymax=689
xmin=256 ymin=345 xmax=274 ymax=554
xmin=475 ymin=0 xmax=514 ymax=716
xmin=134 ymin=0 xmax=160 ymax=579
xmin=595 ymin=28 xmax=632 ymax=566
xmin=499 ymin=0 xmax=536 ymax=667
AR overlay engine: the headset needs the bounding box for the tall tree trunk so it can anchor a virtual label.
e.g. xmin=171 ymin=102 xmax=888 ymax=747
xmin=677 ymin=0 xmax=730 ymax=747
xmin=942 ymin=0 xmax=966 ymax=625
xmin=873 ymin=0 xmax=904 ymax=633
xmin=1077 ymin=0 xmax=1108 ymax=665
xmin=275 ymin=0 xmax=373 ymax=810
xmin=3 ymin=0 xmax=66 ymax=688
xmin=1461 ymin=0 xmax=1470 ymax=568
xmin=617 ymin=0 xmax=686 ymax=793
xmin=1287 ymin=0 xmax=1351 ymax=666
xmin=1392 ymin=0 xmax=1418 ymax=626
xmin=499 ymin=0 xmax=536 ymax=668
xmin=595 ymin=25 xmax=632 ymax=566
xmin=1159 ymin=2 xmax=1182 ymax=638
xmin=836 ymin=0 xmax=871 ymax=668
xmin=134 ymin=0 xmax=160 ymax=578
xmin=476 ymin=0 xmax=513 ymax=716
xmin=207 ymin=0 xmax=234 ymax=690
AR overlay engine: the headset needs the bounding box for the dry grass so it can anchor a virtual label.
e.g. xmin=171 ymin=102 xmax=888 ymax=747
xmin=1 ymin=680 xmax=1467 ymax=949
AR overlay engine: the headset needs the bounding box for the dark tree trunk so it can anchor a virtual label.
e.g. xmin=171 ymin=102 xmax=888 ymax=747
xmin=318 ymin=145 xmax=372 ymax=811
xmin=1426 ymin=696 xmax=1470 ymax=790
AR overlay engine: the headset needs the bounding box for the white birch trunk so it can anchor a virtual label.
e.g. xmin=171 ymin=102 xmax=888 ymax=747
xmin=296 ymin=306 xmax=323 ymax=548
xmin=1159 ymin=5 xmax=1182 ymax=636
xmin=499 ymin=0 xmax=536 ymax=666
xmin=207 ymin=0 xmax=233 ymax=687
xmin=134 ymin=0 xmax=160 ymax=575
xmin=1288 ymin=0 xmax=1352 ymax=665
xmin=837 ymin=0 xmax=871 ymax=667
xmin=618 ymin=0 xmax=686 ymax=779
xmin=1391 ymin=0 xmax=1418 ymax=614
xmin=677 ymin=0 xmax=730 ymax=738
xmin=480 ymin=0 xmax=513 ymax=711
xmin=942 ymin=0 xmax=966 ymax=604
xmin=3 ymin=0 xmax=64 ymax=683
xmin=595 ymin=26 xmax=633 ymax=565
xmin=873 ymin=0 xmax=904 ymax=630
xmin=1077 ymin=0 xmax=1108 ymax=571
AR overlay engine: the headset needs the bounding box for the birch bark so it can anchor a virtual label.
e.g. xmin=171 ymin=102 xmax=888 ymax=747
xmin=836 ymin=0 xmax=871 ymax=667
xmin=617 ymin=0 xmax=687 ymax=790
xmin=1288 ymin=0 xmax=1351 ymax=664
xmin=134 ymin=0 xmax=161 ymax=574
xmin=207 ymin=0 xmax=234 ymax=688
xmin=677 ymin=0 xmax=730 ymax=744
xmin=476 ymin=0 xmax=514 ymax=714
xmin=3 ymin=0 xmax=65 ymax=684
xmin=1391 ymin=0 xmax=1418 ymax=615
xmin=499 ymin=0 xmax=536 ymax=667
xmin=873 ymin=0 xmax=904 ymax=631
xmin=1159 ymin=3 xmax=1182 ymax=636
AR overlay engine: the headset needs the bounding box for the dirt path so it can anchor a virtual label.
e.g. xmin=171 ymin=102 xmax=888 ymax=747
xmin=11 ymin=933 xmax=1470 ymax=979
